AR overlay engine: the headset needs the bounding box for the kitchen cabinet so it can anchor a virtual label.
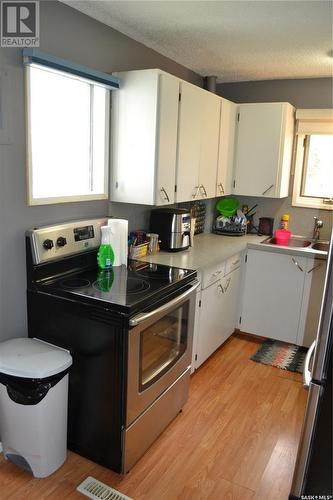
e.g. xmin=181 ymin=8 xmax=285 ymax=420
xmin=216 ymin=98 xmax=237 ymax=197
xmin=176 ymin=81 xmax=220 ymax=202
xmin=240 ymin=249 xmax=327 ymax=346
xmin=193 ymin=254 xmax=241 ymax=369
xmin=111 ymin=69 xmax=179 ymax=205
xmin=233 ymin=102 xmax=295 ymax=198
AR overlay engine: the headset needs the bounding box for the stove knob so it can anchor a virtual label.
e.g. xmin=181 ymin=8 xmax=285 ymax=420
xmin=43 ymin=239 xmax=54 ymax=250
xmin=56 ymin=236 xmax=67 ymax=247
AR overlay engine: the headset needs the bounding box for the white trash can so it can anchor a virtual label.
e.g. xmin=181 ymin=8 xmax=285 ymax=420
xmin=0 ymin=337 xmax=72 ymax=478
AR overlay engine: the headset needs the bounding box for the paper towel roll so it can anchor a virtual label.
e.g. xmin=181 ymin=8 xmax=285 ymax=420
xmin=102 ymin=218 xmax=128 ymax=266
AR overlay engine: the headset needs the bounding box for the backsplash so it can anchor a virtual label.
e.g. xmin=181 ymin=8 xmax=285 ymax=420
xmin=108 ymin=202 xmax=155 ymax=232
xmin=110 ymin=197 xmax=332 ymax=240
xmin=109 ymin=200 xmax=214 ymax=234
xmin=208 ymin=196 xmax=333 ymax=240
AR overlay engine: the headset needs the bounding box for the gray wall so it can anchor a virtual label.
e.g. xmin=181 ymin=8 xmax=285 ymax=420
xmin=0 ymin=0 xmax=202 ymax=342
xmin=214 ymin=77 xmax=333 ymax=240
xmin=217 ymin=78 xmax=333 ymax=108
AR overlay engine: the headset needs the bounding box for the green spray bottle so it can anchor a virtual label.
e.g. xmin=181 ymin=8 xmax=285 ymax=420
xmin=97 ymin=226 xmax=115 ymax=270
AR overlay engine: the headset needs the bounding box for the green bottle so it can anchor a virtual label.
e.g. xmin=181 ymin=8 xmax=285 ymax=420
xmin=97 ymin=244 xmax=114 ymax=270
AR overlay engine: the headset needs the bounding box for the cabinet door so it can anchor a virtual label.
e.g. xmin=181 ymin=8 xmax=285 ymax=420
xmin=219 ymin=267 xmax=241 ymax=341
xmin=111 ymin=69 xmax=179 ymax=206
xmin=298 ymin=258 xmax=327 ymax=347
xmin=196 ymin=280 xmax=225 ymax=367
xmin=175 ymin=81 xmax=202 ymax=202
xmin=155 ymin=74 xmax=180 ymax=205
xmin=233 ymin=103 xmax=287 ymax=197
xmin=198 ymin=92 xmax=220 ymax=199
xmin=240 ymin=250 xmax=306 ymax=343
xmin=216 ymin=98 xmax=237 ymax=197
xmin=111 ymin=70 xmax=158 ymax=204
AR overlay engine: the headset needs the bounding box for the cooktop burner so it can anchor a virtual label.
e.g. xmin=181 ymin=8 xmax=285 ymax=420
xmin=61 ymin=278 xmax=91 ymax=289
xmin=136 ymin=265 xmax=185 ymax=281
xmin=93 ymin=276 xmax=150 ymax=295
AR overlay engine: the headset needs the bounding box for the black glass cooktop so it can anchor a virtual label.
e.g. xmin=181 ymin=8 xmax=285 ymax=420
xmin=39 ymin=260 xmax=196 ymax=313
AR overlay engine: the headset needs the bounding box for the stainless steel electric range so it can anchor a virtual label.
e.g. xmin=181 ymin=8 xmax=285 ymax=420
xmin=26 ymin=218 xmax=199 ymax=473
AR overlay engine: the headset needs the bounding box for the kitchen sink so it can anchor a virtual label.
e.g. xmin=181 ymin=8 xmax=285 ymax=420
xmin=311 ymin=241 xmax=329 ymax=252
xmin=262 ymin=236 xmax=312 ymax=248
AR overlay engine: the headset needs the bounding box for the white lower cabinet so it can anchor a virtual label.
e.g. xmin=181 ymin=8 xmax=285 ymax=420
xmin=240 ymin=249 xmax=327 ymax=346
xmin=194 ymin=260 xmax=241 ymax=370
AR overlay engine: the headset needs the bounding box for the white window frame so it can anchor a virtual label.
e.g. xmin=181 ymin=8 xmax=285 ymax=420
xmin=25 ymin=65 xmax=110 ymax=206
xmin=292 ymin=109 xmax=333 ymax=211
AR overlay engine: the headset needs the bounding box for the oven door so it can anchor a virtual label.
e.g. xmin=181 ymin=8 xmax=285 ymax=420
xmin=126 ymin=279 xmax=199 ymax=425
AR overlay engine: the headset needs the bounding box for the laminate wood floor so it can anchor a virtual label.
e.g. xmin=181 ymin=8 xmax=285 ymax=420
xmin=0 ymin=334 xmax=307 ymax=500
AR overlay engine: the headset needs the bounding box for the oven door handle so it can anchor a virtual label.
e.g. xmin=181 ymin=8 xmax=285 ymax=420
xmin=129 ymin=280 xmax=200 ymax=326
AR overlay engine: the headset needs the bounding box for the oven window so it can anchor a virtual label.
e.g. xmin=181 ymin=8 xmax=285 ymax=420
xmin=139 ymin=303 xmax=189 ymax=390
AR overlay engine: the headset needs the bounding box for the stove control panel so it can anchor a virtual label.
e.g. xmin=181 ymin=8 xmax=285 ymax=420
xmin=27 ymin=218 xmax=108 ymax=265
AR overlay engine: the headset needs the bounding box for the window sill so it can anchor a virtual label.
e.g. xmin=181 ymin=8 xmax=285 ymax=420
xmin=27 ymin=193 xmax=108 ymax=206
xmin=292 ymin=195 xmax=333 ymax=211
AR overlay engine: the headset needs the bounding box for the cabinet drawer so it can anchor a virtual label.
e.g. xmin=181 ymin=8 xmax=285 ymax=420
xmin=225 ymin=252 xmax=241 ymax=275
xmin=201 ymin=262 xmax=225 ymax=289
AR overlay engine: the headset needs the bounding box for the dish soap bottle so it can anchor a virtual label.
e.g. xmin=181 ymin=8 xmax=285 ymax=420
xmin=97 ymin=227 xmax=115 ymax=270
xmin=280 ymin=214 xmax=290 ymax=230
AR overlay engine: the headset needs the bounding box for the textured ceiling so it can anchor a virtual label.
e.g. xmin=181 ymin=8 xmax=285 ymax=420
xmin=62 ymin=1 xmax=333 ymax=82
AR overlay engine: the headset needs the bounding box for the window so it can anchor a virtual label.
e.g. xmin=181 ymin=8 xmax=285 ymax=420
xmin=26 ymin=64 xmax=110 ymax=205
xmin=292 ymin=109 xmax=333 ymax=210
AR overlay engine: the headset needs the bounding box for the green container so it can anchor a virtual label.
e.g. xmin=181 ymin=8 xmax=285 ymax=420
xmin=216 ymin=197 xmax=240 ymax=217
xmin=97 ymin=244 xmax=115 ymax=270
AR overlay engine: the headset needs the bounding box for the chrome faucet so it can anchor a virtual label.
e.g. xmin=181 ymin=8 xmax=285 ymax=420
xmin=313 ymin=217 xmax=323 ymax=241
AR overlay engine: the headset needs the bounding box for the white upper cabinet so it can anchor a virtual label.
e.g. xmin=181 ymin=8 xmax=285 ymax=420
xmin=175 ymin=81 xmax=202 ymax=202
xmin=175 ymin=81 xmax=220 ymax=202
xmin=216 ymin=98 xmax=237 ymax=197
xmin=198 ymin=90 xmax=221 ymax=199
xmin=233 ymin=102 xmax=295 ymax=198
xmin=111 ymin=69 xmax=179 ymax=205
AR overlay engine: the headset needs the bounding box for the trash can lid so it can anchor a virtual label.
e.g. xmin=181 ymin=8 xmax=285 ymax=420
xmin=0 ymin=338 xmax=72 ymax=379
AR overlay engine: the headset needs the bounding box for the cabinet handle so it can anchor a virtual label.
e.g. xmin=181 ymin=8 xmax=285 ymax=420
xmin=218 ymin=278 xmax=231 ymax=294
xmin=292 ymin=257 xmax=304 ymax=272
xmin=307 ymin=263 xmax=322 ymax=274
xmin=160 ymin=187 xmax=170 ymax=202
xmin=232 ymin=259 xmax=240 ymax=266
xmin=223 ymin=277 xmax=231 ymax=293
xmin=262 ymin=184 xmax=274 ymax=195
xmin=200 ymin=184 xmax=208 ymax=197
xmin=212 ymin=270 xmax=223 ymax=277
xmin=218 ymin=183 xmax=225 ymax=195
xmin=192 ymin=186 xmax=200 ymax=199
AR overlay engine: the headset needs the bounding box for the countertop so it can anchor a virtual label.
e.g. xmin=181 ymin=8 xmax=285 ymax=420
xmin=141 ymin=233 xmax=327 ymax=270
xmin=141 ymin=233 xmax=262 ymax=270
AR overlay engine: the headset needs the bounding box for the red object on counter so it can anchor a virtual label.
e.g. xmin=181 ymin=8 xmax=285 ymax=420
xmin=274 ymin=229 xmax=291 ymax=246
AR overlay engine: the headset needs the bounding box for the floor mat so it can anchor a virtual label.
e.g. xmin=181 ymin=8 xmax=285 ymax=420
xmin=250 ymin=338 xmax=308 ymax=373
